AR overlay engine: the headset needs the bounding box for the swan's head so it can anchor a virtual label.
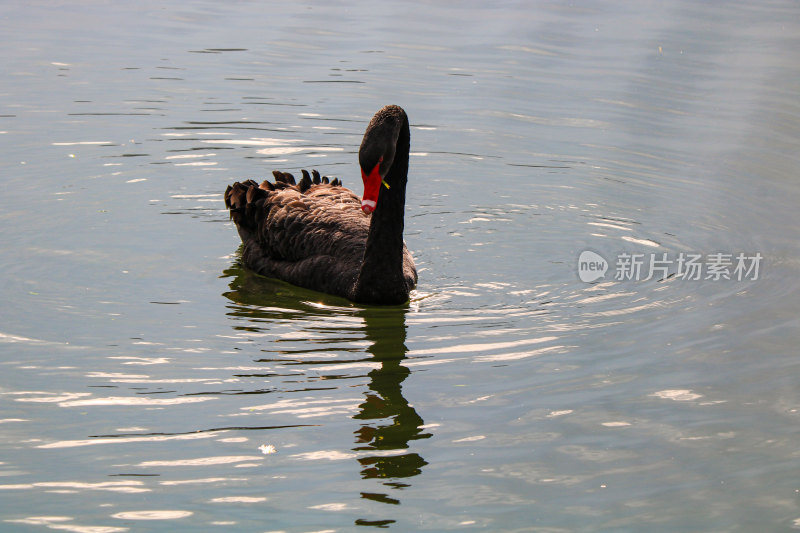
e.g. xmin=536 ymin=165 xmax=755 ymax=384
xmin=359 ymin=106 xmax=404 ymax=214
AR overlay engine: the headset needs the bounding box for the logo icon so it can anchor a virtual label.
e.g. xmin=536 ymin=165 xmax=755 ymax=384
xmin=578 ymin=250 xmax=608 ymax=282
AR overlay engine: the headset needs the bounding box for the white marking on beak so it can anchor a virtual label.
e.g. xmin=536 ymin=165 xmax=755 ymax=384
xmin=361 ymin=199 xmax=377 ymax=213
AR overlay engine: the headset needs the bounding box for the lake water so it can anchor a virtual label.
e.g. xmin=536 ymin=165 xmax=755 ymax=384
xmin=2 ymin=1 xmax=800 ymax=531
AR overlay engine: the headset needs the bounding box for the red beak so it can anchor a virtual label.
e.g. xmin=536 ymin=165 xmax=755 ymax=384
xmin=361 ymin=162 xmax=382 ymax=214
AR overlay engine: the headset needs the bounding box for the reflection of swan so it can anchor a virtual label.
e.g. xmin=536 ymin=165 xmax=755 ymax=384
xmin=354 ymin=307 xmax=430 ymax=484
xmin=221 ymin=262 xmax=331 ymax=321
xmin=225 ymin=105 xmax=416 ymax=305
xmin=220 ymin=264 xmax=430 ymax=507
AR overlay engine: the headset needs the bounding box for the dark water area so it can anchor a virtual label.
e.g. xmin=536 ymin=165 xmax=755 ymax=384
xmin=2 ymin=1 xmax=800 ymax=531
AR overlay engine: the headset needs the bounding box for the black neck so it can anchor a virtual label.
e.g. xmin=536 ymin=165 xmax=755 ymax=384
xmin=354 ymin=116 xmax=410 ymax=304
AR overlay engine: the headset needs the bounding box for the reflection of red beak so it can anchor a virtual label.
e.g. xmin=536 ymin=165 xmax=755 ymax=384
xmin=361 ymin=162 xmax=382 ymax=214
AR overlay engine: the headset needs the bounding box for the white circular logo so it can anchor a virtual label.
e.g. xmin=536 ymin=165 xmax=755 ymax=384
xmin=578 ymin=250 xmax=608 ymax=282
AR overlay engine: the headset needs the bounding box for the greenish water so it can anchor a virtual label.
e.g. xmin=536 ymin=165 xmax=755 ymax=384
xmin=2 ymin=1 xmax=800 ymax=531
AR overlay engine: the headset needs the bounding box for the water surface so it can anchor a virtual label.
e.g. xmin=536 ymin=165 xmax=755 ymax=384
xmin=2 ymin=1 xmax=800 ymax=531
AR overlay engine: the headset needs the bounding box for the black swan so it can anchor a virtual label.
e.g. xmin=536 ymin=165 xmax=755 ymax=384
xmin=224 ymin=105 xmax=417 ymax=305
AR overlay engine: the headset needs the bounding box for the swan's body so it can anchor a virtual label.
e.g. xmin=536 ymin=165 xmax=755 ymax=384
xmin=224 ymin=105 xmax=416 ymax=305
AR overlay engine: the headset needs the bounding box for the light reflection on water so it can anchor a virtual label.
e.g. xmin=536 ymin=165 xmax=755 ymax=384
xmin=2 ymin=0 xmax=800 ymax=531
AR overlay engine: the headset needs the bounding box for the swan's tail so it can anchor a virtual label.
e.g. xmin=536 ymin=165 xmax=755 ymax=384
xmin=224 ymin=179 xmax=267 ymax=241
xmin=224 ymin=171 xmax=342 ymax=240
